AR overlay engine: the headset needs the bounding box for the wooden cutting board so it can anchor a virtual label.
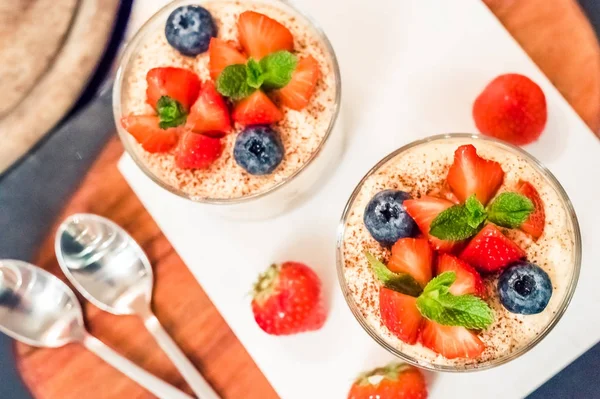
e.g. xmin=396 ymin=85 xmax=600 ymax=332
xmin=14 ymin=1 xmax=600 ymax=398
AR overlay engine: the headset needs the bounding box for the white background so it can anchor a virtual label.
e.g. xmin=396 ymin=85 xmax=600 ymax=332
xmin=120 ymin=0 xmax=600 ymax=397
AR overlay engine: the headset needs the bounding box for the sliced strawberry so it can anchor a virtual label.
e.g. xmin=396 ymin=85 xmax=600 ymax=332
xmin=120 ymin=115 xmax=179 ymax=153
xmin=379 ymin=288 xmax=423 ymax=345
xmin=208 ymin=38 xmax=247 ymax=80
xmin=437 ymin=253 xmax=485 ymax=297
xmin=516 ymin=180 xmax=546 ymax=239
xmin=237 ymin=11 xmax=294 ymax=59
xmin=420 ymin=320 xmax=485 ymax=359
xmin=388 ymin=238 xmax=433 ymax=287
xmin=146 ymin=67 xmax=201 ymax=111
xmin=403 ymin=196 xmax=460 ymax=252
xmin=460 ymin=224 xmax=526 ymax=273
xmin=232 ymin=90 xmax=283 ymax=125
xmin=447 ymin=145 xmax=504 ymax=205
xmin=186 ymin=81 xmax=231 ymax=137
xmin=175 ymin=131 xmax=223 ymax=169
xmin=275 ymin=56 xmax=321 ymax=110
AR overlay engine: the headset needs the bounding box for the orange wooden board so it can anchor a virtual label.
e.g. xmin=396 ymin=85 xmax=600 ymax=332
xmin=15 ymin=1 xmax=600 ymax=398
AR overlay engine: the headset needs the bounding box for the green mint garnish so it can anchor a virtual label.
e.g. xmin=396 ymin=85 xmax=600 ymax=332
xmin=465 ymin=195 xmax=487 ymax=228
xmin=156 ymin=96 xmax=187 ymax=129
xmin=259 ymin=51 xmax=298 ymax=89
xmin=365 ymin=252 xmax=423 ymax=297
xmin=416 ymin=272 xmax=494 ymax=329
xmin=216 ymin=51 xmax=297 ymax=99
xmin=486 ymin=192 xmax=534 ymax=228
xmin=216 ymin=64 xmax=256 ymax=100
xmin=246 ymin=58 xmax=265 ymax=89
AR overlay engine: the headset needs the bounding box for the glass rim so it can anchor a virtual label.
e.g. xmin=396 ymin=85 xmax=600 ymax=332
xmin=112 ymin=0 xmax=342 ymax=205
xmin=335 ymin=133 xmax=582 ymax=372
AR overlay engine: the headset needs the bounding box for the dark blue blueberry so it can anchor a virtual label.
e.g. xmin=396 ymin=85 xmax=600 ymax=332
xmin=363 ymin=190 xmax=417 ymax=246
xmin=234 ymin=126 xmax=284 ymax=175
xmin=498 ymin=261 xmax=552 ymax=315
xmin=165 ymin=6 xmax=216 ymax=56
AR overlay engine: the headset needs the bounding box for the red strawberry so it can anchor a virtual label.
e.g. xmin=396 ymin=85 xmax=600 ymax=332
xmin=146 ymin=67 xmax=201 ymax=111
xmin=460 ymin=224 xmax=526 ymax=273
xmin=436 ymin=254 xmax=485 ymax=297
xmin=446 ymin=144 xmax=504 ymax=205
xmin=473 ymin=73 xmax=547 ymax=145
xmin=379 ymin=288 xmax=423 ymax=345
xmin=275 ymin=55 xmax=321 ymax=110
xmin=175 ymin=131 xmax=223 ymax=169
xmin=516 ymin=180 xmax=545 ymax=239
xmin=238 ymin=11 xmax=294 ymax=59
xmin=251 ymin=262 xmax=326 ymax=335
xmin=420 ymin=320 xmax=485 ymax=359
xmin=403 ymin=196 xmax=460 ymax=252
xmin=120 ymin=115 xmax=179 ymax=153
xmin=388 ymin=238 xmax=433 ymax=287
xmin=347 ymin=363 xmax=428 ymax=399
xmin=232 ymin=90 xmax=283 ymax=125
xmin=186 ymin=81 xmax=231 ymax=137
xmin=208 ymin=38 xmax=247 ymax=80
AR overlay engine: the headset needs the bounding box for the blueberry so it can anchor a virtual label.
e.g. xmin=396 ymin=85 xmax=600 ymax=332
xmin=363 ymin=190 xmax=417 ymax=246
xmin=498 ymin=261 xmax=552 ymax=315
xmin=165 ymin=6 xmax=216 ymax=56
xmin=234 ymin=126 xmax=284 ymax=175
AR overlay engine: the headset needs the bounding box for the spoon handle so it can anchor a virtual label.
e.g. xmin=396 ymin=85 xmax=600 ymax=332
xmin=82 ymin=334 xmax=194 ymax=399
xmin=141 ymin=311 xmax=221 ymax=399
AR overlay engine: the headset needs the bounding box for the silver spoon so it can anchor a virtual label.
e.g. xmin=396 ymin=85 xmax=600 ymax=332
xmin=0 ymin=259 xmax=192 ymax=399
xmin=55 ymin=214 xmax=220 ymax=399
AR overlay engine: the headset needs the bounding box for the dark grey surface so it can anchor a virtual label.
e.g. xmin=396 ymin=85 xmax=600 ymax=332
xmin=0 ymin=1 xmax=599 ymax=398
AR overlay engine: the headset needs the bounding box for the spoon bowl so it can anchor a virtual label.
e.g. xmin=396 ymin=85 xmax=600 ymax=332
xmin=0 ymin=260 xmax=84 ymax=347
xmin=55 ymin=213 xmax=221 ymax=399
xmin=55 ymin=214 xmax=152 ymax=315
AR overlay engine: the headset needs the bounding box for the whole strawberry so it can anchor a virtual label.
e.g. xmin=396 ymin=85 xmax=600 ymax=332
xmin=251 ymin=262 xmax=326 ymax=335
xmin=473 ymin=73 xmax=547 ymax=145
xmin=348 ymin=363 xmax=428 ymax=399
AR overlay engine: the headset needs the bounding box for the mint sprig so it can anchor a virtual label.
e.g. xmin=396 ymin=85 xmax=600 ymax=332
xmin=429 ymin=193 xmax=533 ymax=240
xmin=365 ymin=252 xmax=423 ymax=297
xmin=487 ymin=192 xmax=534 ymax=228
xmin=416 ymin=272 xmax=494 ymax=329
xmin=157 ymin=96 xmax=187 ymax=129
xmin=216 ymin=51 xmax=297 ymax=99
xmin=367 ymin=253 xmax=494 ymax=330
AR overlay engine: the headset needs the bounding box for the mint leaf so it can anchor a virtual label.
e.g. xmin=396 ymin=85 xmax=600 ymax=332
xmin=365 ymin=252 xmax=423 ymax=297
xmin=429 ymin=205 xmax=481 ymax=241
xmin=416 ymin=291 xmax=494 ymax=329
xmin=156 ymin=96 xmax=187 ymax=129
xmin=246 ymin=59 xmax=265 ymax=89
xmin=487 ymin=192 xmax=534 ymax=228
xmin=465 ymin=195 xmax=487 ymax=229
xmin=422 ymin=271 xmax=456 ymax=295
xmin=216 ymin=64 xmax=256 ymax=100
xmin=260 ymin=51 xmax=297 ymax=90
xmin=416 ymin=271 xmax=494 ymax=329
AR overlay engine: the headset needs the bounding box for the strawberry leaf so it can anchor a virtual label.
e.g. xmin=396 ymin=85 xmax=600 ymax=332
xmin=365 ymin=252 xmax=423 ymax=297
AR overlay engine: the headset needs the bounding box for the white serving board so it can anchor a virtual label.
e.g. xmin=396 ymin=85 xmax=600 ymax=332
xmin=119 ymin=0 xmax=600 ymax=397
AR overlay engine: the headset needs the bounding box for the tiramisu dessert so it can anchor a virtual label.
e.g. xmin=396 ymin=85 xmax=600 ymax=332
xmin=114 ymin=0 xmax=341 ymax=214
xmin=338 ymin=135 xmax=579 ymax=370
